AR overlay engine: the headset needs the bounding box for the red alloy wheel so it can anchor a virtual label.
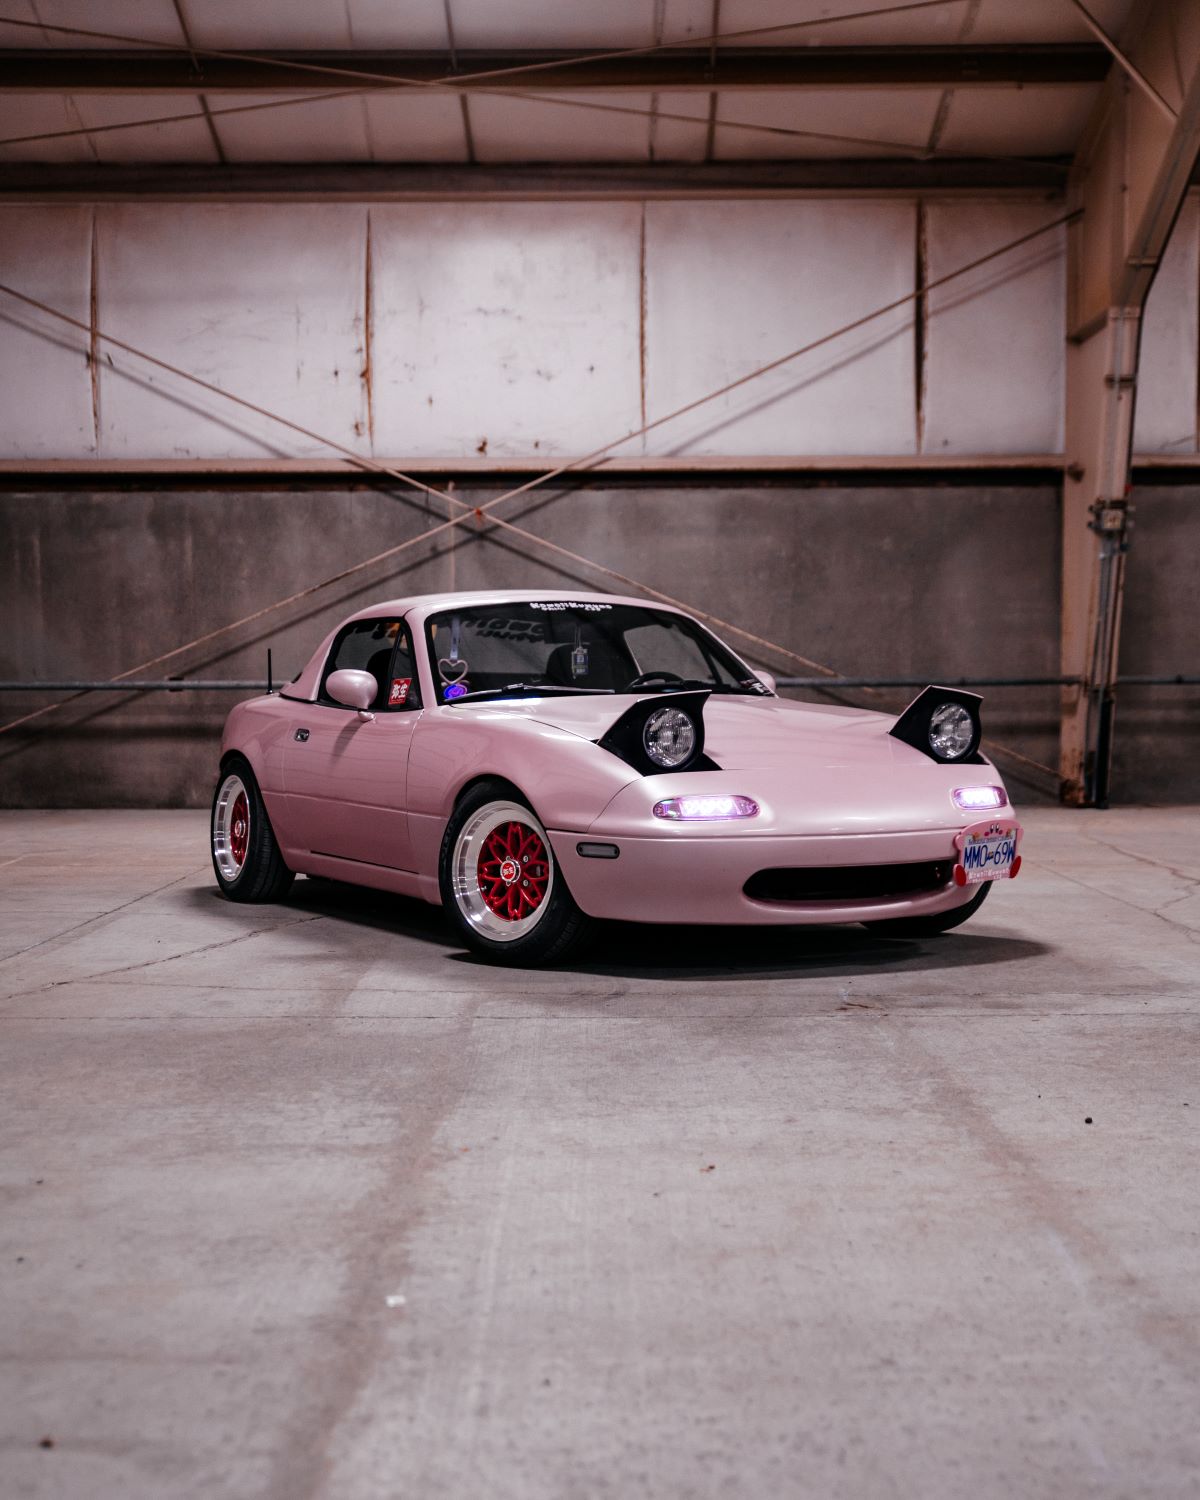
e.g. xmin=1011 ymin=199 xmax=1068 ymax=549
xmin=230 ymin=790 xmax=249 ymax=868
xmin=477 ymin=820 xmax=550 ymax=921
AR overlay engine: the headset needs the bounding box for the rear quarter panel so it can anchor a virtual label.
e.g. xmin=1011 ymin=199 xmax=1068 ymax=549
xmin=220 ymin=695 xmax=300 ymax=852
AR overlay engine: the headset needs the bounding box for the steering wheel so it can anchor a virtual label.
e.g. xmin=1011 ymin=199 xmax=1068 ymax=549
xmin=625 ymin=670 xmax=685 ymax=691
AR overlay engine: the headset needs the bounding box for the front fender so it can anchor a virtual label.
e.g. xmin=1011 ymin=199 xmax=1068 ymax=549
xmin=406 ymin=710 xmax=641 ymax=900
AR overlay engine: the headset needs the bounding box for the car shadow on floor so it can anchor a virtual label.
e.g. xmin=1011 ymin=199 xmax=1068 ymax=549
xmin=197 ymin=877 xmax=1048 ymax=983
xmin=191 ymin=875 xmax=454 ymax=949
xmin=459 ymin=920 xmax=1050 ymax=983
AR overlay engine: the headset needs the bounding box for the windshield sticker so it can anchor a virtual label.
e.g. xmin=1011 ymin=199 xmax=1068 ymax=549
xmin=388 ymin=677 xmax=411 ymax=706
xmin=527 ymin=601 xmax=612 ymax=612
xmin=475 ymin=615 xmax=544 ymax=642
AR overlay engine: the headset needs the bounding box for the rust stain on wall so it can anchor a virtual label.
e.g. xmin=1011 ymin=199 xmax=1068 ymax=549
xmin=362 ymin=210 xmax=375 ymax=446
xmin=638 ymin=204 xmax=648 ymax=435
xmin=88 ymin=210 xmax=100 ymax=449
xmin=914 ymin=200 xmax=928 ymax=455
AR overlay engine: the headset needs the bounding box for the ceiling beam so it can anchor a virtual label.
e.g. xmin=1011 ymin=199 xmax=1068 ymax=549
xmin=0 ymin=44 xmax=1110 ymax=93
xmin=0 ymin=159 xmax=1073 ymax=201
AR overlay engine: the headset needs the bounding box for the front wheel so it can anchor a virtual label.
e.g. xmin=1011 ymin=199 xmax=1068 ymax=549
xmin=863 ymin=879 xmax=990 ymax=937
xmin=211 ymin=760 xmax=295 ymax=903
xmin=439 ymin=782 xmax=592 ymax=965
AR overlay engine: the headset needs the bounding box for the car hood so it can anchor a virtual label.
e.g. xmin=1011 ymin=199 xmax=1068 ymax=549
xmin=458 ymin=691 xmax=904 ymax=768
xmin=450 ymin=692 xmax=1006 ymax=836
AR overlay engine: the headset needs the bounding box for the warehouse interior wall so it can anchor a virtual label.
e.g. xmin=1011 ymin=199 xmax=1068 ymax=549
xmin=1 ymin=193 xmax=1197 ymax=805
xmin=1 ymin=473 xmax=1196 ymax=808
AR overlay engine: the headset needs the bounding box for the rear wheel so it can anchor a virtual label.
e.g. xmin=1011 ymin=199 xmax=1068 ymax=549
xmin=211 ymin=760 xmax=294 ymax=903
xmin=863 ymin=879 xmax=990 ymax=937
xmin=439 ymin=782 xmax=592 ymax=965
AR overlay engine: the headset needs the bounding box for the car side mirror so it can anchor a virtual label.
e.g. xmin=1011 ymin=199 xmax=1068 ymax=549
xmin=326 ymin=668 xmax=377 ymax=713
xmin=755 ymin=669 xmax=777 ymax=694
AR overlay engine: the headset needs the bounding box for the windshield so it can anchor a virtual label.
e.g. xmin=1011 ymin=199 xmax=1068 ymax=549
xmin=424 ymin=601 xmax=768 ymax=704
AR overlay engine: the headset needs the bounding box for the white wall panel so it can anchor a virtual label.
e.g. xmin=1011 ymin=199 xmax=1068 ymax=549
xmin=649 ymin=91 xmax=710 ymax=161
xmin=96 ymin=206 xmax=370 ymax=460
xmin=0 ymin=205 xmax=95 ymax=458
xmin=73 ymin=95 xmax=217 ymax=164
xmin=643 ymin=200 xmax=917 ymax=456
xmin=469 ymin=92 xmax=653 ymax=162
xmin=9 ymin=194 xmax=1199 ymax=464
xmin=0 ymin=93 xmax=94 ymax=162
xmin=715 ymin=89 xmax=942 ymax=160
xmin=0 ymin=0 xmax=181 ymax=48
xmin=922 ymin=201 xmax=1066 ymax=455
xmin=938 ymin=86 xmax=1098 ymax=157
xmin=1134 ymin=192 xmax=1199 ymax=455
xmin=216 ymin=93 xmax=372 ymax=163
xmin=363 ymin=92 xmax=469 ymax=162
xmin=183 ymin=0 xmax=446 ymax=50
xmin=370 ymin=203 xmax=644 ymax=458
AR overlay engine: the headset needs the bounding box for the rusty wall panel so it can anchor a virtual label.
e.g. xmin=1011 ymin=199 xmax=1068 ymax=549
xmin=369 ymin=202 xmax=644 ymax=459
xmin=95 ymin=204 xmax=370 ymax=461
xmin=1133 ymin=192 xmax=1199 ymax=456
xmin=642 ymin=199 xmax=918 ymax=456
xmin=0 ymin=204 xmax=95 ymax=458
xmin=922 ymin=201 xmax=1066 ymax=455
xmin=4 ymin=196 xmax=1198 ymax=464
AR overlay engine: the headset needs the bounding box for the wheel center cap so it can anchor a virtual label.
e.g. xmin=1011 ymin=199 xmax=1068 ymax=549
xmin=499 ymin=858 xmax=520 ymax=885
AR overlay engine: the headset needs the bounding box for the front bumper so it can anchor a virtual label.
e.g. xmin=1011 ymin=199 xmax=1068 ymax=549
xmin=547 ymin=826 xmax=999 ymax=926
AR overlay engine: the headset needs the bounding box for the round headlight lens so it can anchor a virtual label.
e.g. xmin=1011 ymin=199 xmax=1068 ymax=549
xmin=929 ymin=702 xmax=975 ymax=760
xmin=643 ymin=706 xmax=697 ymax=768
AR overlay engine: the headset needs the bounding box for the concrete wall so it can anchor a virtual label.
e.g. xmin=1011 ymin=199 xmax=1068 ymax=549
xmin=0 ymin=475 xmax=1056 ymax=806
xmin=2 ymin=476 xmax=1195 ymax=808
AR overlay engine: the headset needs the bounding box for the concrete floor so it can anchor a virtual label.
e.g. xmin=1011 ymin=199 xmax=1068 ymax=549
xmin=2 ymin=809 xmax=1199 ymax=1500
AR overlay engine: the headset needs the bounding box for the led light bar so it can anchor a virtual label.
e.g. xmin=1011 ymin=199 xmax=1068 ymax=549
xmin=652 ymin=794 xmax=760 ymax=821
xmin=952 ymin=785 xmax=1006 ymax=811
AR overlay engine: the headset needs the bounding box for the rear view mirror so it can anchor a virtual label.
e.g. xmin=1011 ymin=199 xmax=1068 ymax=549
xmin=755 ymin=669 xmax=777 ymax=694
xmin=326 ymin=668 xmax=377 ymax=711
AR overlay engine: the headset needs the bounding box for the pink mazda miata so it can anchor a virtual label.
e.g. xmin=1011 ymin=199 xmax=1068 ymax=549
xmin=211 ymin=590 xmax=1022 ymax=964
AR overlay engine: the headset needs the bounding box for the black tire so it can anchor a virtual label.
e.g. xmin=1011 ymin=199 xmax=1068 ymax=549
xmin=438 ymin=779 xmax=593 ymax=966
xmin=863 ymin=879 xmax=990 ymax=937
xmin=211 ymin=757 xmax=295 ymax=903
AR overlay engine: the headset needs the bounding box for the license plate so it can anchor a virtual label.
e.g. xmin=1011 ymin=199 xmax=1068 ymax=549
xmin=954 ymin=822 xmax=1021 ymax=886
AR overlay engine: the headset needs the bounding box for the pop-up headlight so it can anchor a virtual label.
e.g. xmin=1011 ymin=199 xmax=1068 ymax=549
xmin=653 ymin=795 xmax=759 ymax=821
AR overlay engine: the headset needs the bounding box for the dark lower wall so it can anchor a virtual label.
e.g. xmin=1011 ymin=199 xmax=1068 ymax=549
xmin=1113 ymin=481 xmax=1200 ymax=803
xmin=0 ymin=475 xmax=1194 ymax=807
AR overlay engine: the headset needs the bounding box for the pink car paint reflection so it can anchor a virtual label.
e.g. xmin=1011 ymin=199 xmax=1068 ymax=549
xmin=218 ymin=589 xmax=1022 ymax=932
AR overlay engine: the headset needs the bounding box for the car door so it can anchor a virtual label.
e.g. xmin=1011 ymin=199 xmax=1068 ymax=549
xmin=282 ymin=617 xmax=422 ymax=872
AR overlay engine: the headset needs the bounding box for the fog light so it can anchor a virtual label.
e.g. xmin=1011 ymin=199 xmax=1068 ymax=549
xmin=952 ymin=785 xmax=1005 ymax=811
xmin=653 ymin=795 xmax=759 ymax=821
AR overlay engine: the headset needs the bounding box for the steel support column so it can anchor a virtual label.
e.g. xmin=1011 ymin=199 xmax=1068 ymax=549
xmin=1060 ymin=0 xmax=1200 ymax=805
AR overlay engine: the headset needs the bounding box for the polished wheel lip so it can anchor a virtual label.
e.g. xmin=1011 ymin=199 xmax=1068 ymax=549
xmin=213 ymin=772 xmax=250 ymax=882
xmin=452 ymin=800 xmax=555 ymax=942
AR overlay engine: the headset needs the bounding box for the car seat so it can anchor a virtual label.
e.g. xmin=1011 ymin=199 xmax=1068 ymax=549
xmin=543 ymin=641 xmax=622 ymax=691
xmin=365 ymin=647 xmax=393 ymax=709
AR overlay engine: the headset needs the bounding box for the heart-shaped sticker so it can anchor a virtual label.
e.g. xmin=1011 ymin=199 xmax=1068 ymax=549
xmin=438 ymin=657 xmax=469 ymax=685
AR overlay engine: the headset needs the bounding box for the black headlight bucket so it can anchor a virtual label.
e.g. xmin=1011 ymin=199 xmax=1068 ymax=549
xmin=889 ymin=685 xmax=984 ymax=764
xmin=597 ymin=690 xmax=717 ymax=775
